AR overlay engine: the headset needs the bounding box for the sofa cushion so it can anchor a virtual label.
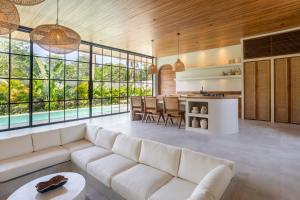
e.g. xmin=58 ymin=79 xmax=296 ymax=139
xmin=71 ymin=146 xmax=111 ymax=170
xmin=111 ymin=164 xmax=172 ymax=200
xmin=0 ymin=146 xmax=69 ymax=182
xmin=85 ymin=125 xmax=102 ymax=144
xmin=60 ymin=123 xmax=86 ymax=145
xmin=95 ymin=129 xmax=120 ymax=150
xmin=189 ymin=165 xmax=233 ymax=200
xmin=139 ymin=139 xmax=181 ymax=176
xmin=87 ymin=153 xmax=136 ymax=187
xmin=149 ymin=177 xmax=197 ymax=200
xmin=0 ymin=135 xmax=33 ymax=161
xmin=63 ymin=139 xmax=93 ymax=153
xmin=112 ymin=134 xmax=141 ymax=162
xmin=31 ymin=129 xmax=61 ymax=151
xmin=178 ymin=148 xmax=234 ymax=184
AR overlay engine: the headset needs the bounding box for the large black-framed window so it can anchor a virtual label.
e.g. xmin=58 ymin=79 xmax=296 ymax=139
xmin=0 ymin=27 xmax=153 ymax=131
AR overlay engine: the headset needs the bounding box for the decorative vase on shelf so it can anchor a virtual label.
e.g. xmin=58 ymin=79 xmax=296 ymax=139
xmin=200 ymin=106 xmax=208 ymax=114
xmin=191 ymin=107 xmax=199 ymax=113
xmin=200 ymin=119 xmax=208 ymax=129
xmin=192 ymin=118 xmax=199 ymax=128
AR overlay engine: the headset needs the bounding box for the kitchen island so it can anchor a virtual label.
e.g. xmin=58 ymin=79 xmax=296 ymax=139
xmin=185 ymin=97 xmax=239 ymax=134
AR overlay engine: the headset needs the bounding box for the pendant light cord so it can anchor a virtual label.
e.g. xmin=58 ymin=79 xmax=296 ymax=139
xmin=151 ymin=40 xmax=154 ymax=57
xmin=56 ymin=0 xmax=59 ymax=24
xmin=177 ymin=33 xmax=180 ymax=59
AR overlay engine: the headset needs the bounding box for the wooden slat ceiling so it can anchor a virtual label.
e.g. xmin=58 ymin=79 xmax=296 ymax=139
xmin=16 ymin=0 xmax=300 ymax=57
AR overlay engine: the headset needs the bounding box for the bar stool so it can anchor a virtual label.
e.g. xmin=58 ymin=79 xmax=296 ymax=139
xmin=130 ymin=96 xmax=145 ymax=121
xmin=144 ymin=96 xmax=165 ymax=124
xmin=163 ymin=97 xmax=185 ymax=128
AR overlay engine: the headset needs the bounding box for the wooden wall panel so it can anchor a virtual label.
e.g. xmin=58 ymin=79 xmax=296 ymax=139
xmin=256 ymin=60 xmax=271 ymax=121
xmin=290 ymin=57 xmax=300 ymax=124
xmin=244 ymin=62 xmax=256 ymax=120
xmin=274 ymin=58 xmax=290 ymax=123
xmin=158 ymin=65 xmax=176 ymax=95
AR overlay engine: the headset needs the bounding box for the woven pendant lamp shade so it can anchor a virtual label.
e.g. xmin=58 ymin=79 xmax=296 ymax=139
xmin=174 ymin=58 xmax=185 ymax=72
xmin=148 ymin=40 xmax=157 ymax=75
xmin=10 ymin=0 xmax=45 ymax=6
xmin=0 ymin=0 xmax=20 ymax=35
xmin=30 ymin=24 xmax=81 ymax=54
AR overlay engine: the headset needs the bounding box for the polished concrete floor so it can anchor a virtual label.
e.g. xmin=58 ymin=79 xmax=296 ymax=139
xmin=2 ymin=113 xmax=300 ymax=200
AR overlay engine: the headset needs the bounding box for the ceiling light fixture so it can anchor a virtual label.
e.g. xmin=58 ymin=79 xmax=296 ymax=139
xmin=10 ymin=0 xmax=45 ymax=6
xmin=0 ymin=0 xmax=20 ymax=35
xmin=30 ymin=0 xmax=81 ymax=54
xmin=173 ymin=32 xmax=185 ymax=72
xmin=148 ymin=39 xmax=157 ymax=75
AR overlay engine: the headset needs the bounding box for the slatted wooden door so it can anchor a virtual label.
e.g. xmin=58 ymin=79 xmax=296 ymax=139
xmin=290 ymin=57 xmax=300 ymax=124
xmin=244 ymin=62 xmax=256 ymax=120
xmin=274 ymin=58 xmax=290 ymax=123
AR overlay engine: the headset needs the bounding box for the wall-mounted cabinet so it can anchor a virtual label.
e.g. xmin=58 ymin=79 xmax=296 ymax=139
xmin=275 ymin=57 xmax=300 ymax=124
xmin=244 ymin=60 xmax=271 ymax=121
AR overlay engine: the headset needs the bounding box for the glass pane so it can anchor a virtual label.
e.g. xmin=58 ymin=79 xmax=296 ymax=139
xmin=79 ymin=44 xmax=89 ymax=62
xmin=33 ymin=80 xmax=49 ymax=102
xmin=112 ymin=83 xmax=119 ymax=97
xmin=0 ymin=35 xmax=9 ymax=53
xmin=92 ymin=99 xmax=102 ymax=116
xmin=103 ymin=49 xmax=111 ymax=65
xmin=93 ymin=82 xmax=103 ymax=99
xmin=120 ymin=67 xmax=127 ymax=82
xmin=65 ymin=61 xmax=78 ymax=80
xmin=135 ymin=70 xmax=142 ymax=82
xmin=146 ymin=84 xmax=152 ymax=96
xmin=65 ymin=100 xmax=77 ymax=120
xmin=11 ymin=55 xmax=30 ymax=78
xmin=112 ymin=97 xmax=119 ymax=113
xmin=50 ymin=80 xmax=64 ymax=101
xmin=0 ymin=79 xmax=9 ymax=104
xmin=93 ymin=64 xmax=103 ymax=81
xmin=142 ymin=68 xmax=148 ymax=81
xmin=78 ymin=81 xmax=89 ymax=99
xmin=93 ymin=47 xmax=103 ymax=64
xmin=134 ymin=83 xmax=142 ymax=96
xmin=102 ymin=98 xmax=111 ymax=115
xmin=103 ymin=82 xmax=111 ymax=98
xmin=120 ymin=83 xmax=127 ymax=97
xmin=128 ymin=83 xmax=134 ymax=96
xmin=128 ymin=59 xmax=135 ymax=68
xmin=33 ymin=57 xmax=49 ymax=79
xmin=10 ymin=103 xmax=29 ymax=128
xmin=128 ymin=68 xmax=134 ymax=82
xmin=10 ymin=79 xmax=29 ymax=103
xmin=65 ymin=81 xmax=77 ymax=100
xmin=103 ymin=65 xmax=111 ymax=81
xmin=33 ymin=43 xmax=49 ymax=57
xmin=32 ymin=102 xmax=49 ymax=125
xmin=112 ymin=66 xmax=119 ymax=82
xmin=50 ymin=59 xmax=64 ymax=79
xmin=11 ymin=32 xmax=30 ymax=55
xmin=50 ymin=52 xmax=64 ymax=60
xmin=79 ymin=62 xmax=89 ymax=80
xmin=66 ymin=51 xmax=78 ymax=61
xmin=78 ymin=100 xmax=89 ymax=118
xmin=0 ymin=104 xmax=8 ymax=130
xmin=120 ymin=97 xmax=128 ymax=112
xmin=50 ymin=101 xmax=64 ymax=122
xmin=112 ymin=55 xmax=120 ymax=66
xmin=0 ymin=53 xmax=9 ymax=78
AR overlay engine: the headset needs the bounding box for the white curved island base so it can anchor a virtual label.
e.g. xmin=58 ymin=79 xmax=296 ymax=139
xmin=186 ymin=98 xmax=239 ymax=134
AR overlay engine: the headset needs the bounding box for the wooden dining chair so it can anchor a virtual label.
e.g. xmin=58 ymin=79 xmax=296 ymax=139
xmin=144 ymin=97 xmax=165 ymax=124
xmin=130 ymin=96 xmax=145 ymax=121
xmin=163 ymin=97 xmax=185 ymax=128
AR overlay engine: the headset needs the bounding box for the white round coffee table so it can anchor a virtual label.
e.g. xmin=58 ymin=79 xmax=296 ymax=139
xmin=8 ymin=172 xmax=86 ymax=200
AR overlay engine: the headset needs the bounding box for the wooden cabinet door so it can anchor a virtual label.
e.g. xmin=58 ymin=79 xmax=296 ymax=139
xmin=274 ymin=58 xmax=290 ymax=123
xmin=290 ymin=57 xmax=300 ymax=124
xmin=256 ymin=60 xmax=271 ymax=121
xmin=244 ymin=62 xmax=256 ymax=119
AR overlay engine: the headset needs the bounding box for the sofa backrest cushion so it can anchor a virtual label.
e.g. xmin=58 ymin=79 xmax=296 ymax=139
xmin=60 ymin=123 xmax=86 ymax=145
xmin=139 ymin=139 xmax=181 ymax=176
xmin=112 ymin=134 xmax=141 ymax=162
xmin=0 ymin=135 xmax=33 ymax=160
xmin=178 ymin=148 xmax=234 ymax=184
xmin=85 ymin=125 xmax=102 ymax=144
xmin=31 ymin=129 xmax=61 ymax=151
xmin=95 ymin=129 xmax=120 ymax=150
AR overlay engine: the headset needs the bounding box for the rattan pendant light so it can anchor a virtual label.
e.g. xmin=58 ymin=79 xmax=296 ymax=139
xmin=30 ymin=0 xmax=81 ymax=54
xmin=173 ymin=33 xmax=185 ymax=72
xmin=0 ymin=0 xmax=20 ymax=35
xmin=148 ymin=40 xmax=157 ymax=75
xmin=10 ymin=0 xmax=45 ymax=6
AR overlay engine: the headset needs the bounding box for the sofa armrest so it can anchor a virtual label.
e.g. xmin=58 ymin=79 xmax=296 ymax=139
xmin=188 ymin=165 xmax=233 ymax=200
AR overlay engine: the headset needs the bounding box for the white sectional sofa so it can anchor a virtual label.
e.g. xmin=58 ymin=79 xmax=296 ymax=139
xmin=0 ymin=123 xmax=235 ymax=200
